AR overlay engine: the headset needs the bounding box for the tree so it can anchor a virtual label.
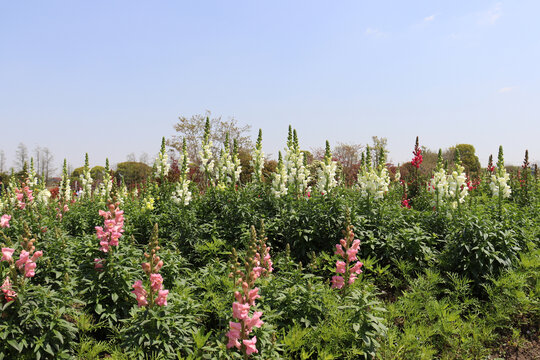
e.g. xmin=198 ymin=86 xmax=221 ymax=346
xmin=14 ymin=143 xmax=28 ymax=172
xmin=167 ymin=111 xmax=252 ymax=163
xmin=41 ymin=147 xmax=55 ymax=182
xmin=126 ymin=153 xmax=137 ymax=162
xmin=115 ymin=162 xmax=152 ymax=187
xmin=333 ymin=143 xmax=363 ymax=186
xmin=444 ymin=144 xmax=481 ymax=176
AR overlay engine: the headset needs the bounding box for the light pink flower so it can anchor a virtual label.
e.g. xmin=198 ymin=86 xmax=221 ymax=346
xmin=336 ymin=261 xmax=346 ymax=274
xmin=150 ymin=273 xmax=163 ymax=292
xmin=346 ymin=247 xmax=358 ymax=262
xmin=335 ymin=244 xmax=344 ymax=257
xmin=1 ymin=247 xmax=15 ymax=262
xmin=94 ymin=258 xmax=104 ymax=269
xmin=226 ymin=321 xmax=242 ymax=349
xmin=1 ymin=214 xmax=11 ymax=228
xmin=350 ymin=261 xmax=363 ymax=274
xmin=155 ymin=289 xmax=169 ymax=306
xmin=24 ymin=261 xmax=37 ymax=277
xmin=1 ymin=277 xmax=17 ymax=302
xmin=232 ymin=301 xmax=250 ymax=320
xmin=243 ymin=336 xmax=258 ymax=355
xmin=31 ymin=250 xmax=43 ymax=262
xmin=132 ymin=280 xmax=148 ymax=307
xmin=247 ymin=288 xmax=260 ymax=306
xmin=16 ymin=250 xmax=30 ymax=269
xmin=331 ymin=275 xmax=344 ymax=289
xmin=348 ymin=274 xmax=357 ymax=284
xmin=244 ymin=311 xmax=264 ymax=331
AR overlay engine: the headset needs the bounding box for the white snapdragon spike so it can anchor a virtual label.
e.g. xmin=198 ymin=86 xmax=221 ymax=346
xmin=447 ymin=163 xmax=468 ymax=209
xmin=316 ymin=141 xmax=338 ymax=195
xmin=283 ymin=128 xmax=311 ymax=195
xmin=357 ymin=146 xmax=389 ymax=200
xmin=490 ymin=146 xmax=512 ymax=199
xmin=154 ymin=152 xmax=170 ymax=178
xmin=28 ymin=158 xmax=38 ymax=188
xmin=200 ymin=141 xmax=214 ymax=178
xmin=357 ymin=169 xmax=390 ymax=200
xmin=172 ymin=139 xmax=193 ymax=205
xmin=36 ymin=189 xmax=51 ymax=204
xmin=394 ymin=168 xmax=401 ymax=182
xmin=59 ymin=160 xmax=71 ymax=202
xmin=251 ymin=129 xmax=265 ymax=183
xmin=490 ymin=172 xmax=511 ymax=198
xmin=117 ymin=183 xmax=128 ymax=204
xmin=272 ymin=152 xmax=288 ymax=198
xmin=172 ymin=181 xmax=192 ymax=205
xmin=427 ymin=168 xmax=449 ymax=205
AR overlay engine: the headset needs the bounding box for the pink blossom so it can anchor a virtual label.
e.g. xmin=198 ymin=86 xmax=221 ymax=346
xmin=244 ymin=311 xmax=264 ymax=331
xmin=16 ymin=250 xmax=30 ymax=269
xmin=336 ymin=261 xmax=346 ymax=274
xmin=1 ymin=247 xmax=15 ymax=262
xmin=24 ymin=261 xmax=37 ymax=277
xmin=226 ymin=321 xmax=242 ymax=349
xmin=94 ymin=258 xmax=104 ymax=269
xmin=346 ymin=247 xmax=358 ymax=262
xmin=331 ymin=275 xmax=344 ymax=289
xmin=232 ymin=301 xmax=250 ymax=320
xmin=63 ymin=204 xmax=69 ymax=212
xmin=335 ymin=244 xmax=344 ymax=257
xmin=1 ymin=277 xmax=17 ymax=302
xmin=243 ymin=336 xmax=258 ymax=355
xmin=348 ymin=274 xmax=357 ymax=284
xmin=150 ymin=273 xmax=163 ymax=292
xmin=131 ymin=280 xmax=148 ymax=307
xmin=0 ymin=214 xmax=11 ymax=228
xmin=247 ymin=288 xmax=261 ymax=305
xmin=154 ymin=260 xmax=164 ymax=272
xmin=155 ymin=289 xmax=169 ymax=306
xmin=350 ymin=261 xmax=363 ymax=274
xmin=31 ymin=250 xmax=43 ymax=262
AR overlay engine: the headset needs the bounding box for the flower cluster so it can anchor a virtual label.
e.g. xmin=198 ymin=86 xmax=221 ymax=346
xmin=154 ymin=137 xmax=171 ymax=178
xmin=357 ymin=146 xmax=390 ymax=200
xmin=284 ymin=126 xmax=311 ymax=196
xmin=15 ymin=186 xmax=34 ymax=209
xmin=199 ymin=118 xmax=215 ymax=182
xmin=59 ymin=159 xmax=72 ymax=202
xmin=331 ymin=224 xmax=363 ymax=291
xmin=36 ymin=189 xmax=52 ymax=205
xmin=490 ymin=146 xmax=511 ymax=199
xmin=132 ymin=224 xmax=168 ymax=308
xmin=447 ymin=162 xmax=468 ymax=209
xmin=226 ymin=226 xmax=272 ymax=356
xmin=172 ymin=139 xmax=193 ymax=205
xmin=251 ymin=129 xmax=265 ymax=183
xmin=1 ymin=214 xmax=11 ymax=228
xmin=271 ymin=152 xmax=289 ymax=198
xmin=79 ymin=153 xmax=93 ymax=199
xmin=215 ymin=134 xmax=242 ymax=188
xmin=1 ymin=231 xmax=43 ymax=302
xmin=98 ymin=159 xmax=113 ymax=202
xmin=411 ymin=136 xmax=423 ymax=169
xmin=316 ymin=140 xmax=339 ymax=195
xmin=95 ymin=203 xmax=125 ymax=253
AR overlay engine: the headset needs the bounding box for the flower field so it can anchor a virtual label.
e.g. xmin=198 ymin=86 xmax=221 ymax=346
xmin=1 ymin=130 xmax=539 ymax=359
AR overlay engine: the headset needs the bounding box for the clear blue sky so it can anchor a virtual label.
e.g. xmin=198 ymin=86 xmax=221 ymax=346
xmin=1 ymin=1 xmax=539 ymax=172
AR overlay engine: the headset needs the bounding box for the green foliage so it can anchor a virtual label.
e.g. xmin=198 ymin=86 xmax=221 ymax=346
xmin=115 ymin=161 xmax=152 ymax=187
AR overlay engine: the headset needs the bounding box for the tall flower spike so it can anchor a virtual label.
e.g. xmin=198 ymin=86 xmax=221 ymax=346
xmin=251 ymin=129 xmax=265 ymax=183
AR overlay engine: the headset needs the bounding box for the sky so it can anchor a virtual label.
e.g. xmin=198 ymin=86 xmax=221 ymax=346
xmin=1 ymin=1 xmax=539 ymax=173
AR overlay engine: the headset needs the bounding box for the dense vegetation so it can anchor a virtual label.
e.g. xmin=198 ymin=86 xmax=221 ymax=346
xmin=0 ymin=132 xmax=538 ymax=359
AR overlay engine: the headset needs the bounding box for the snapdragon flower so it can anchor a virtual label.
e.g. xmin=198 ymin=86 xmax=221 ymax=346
xmin=271 ymin=152 xmax=288 ymax=198
xmin=316 ymin=141 xmax=339 ymax=195
xmin=250 ymin=129 xmax=265 ymax=183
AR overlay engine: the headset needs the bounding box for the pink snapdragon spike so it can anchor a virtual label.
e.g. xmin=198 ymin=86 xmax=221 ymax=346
xmin=1 ymin=247 xmax=15 ymax=262
xmin=96 ymin=202 xmax=124 ymax=253
xmin=332 ymin=224 xmax=363 ymax=293
xmin=226 ymin=225 xmax=272 ymax=357
xmin=1 ymin=214 xmax=11 ymax=228
xmin=94 ymin=258 xmax=104 ymax=270
xmin=14 ymin=186 xmax=34 ymax=209
xmin=132 ymin=224 xmax=169 ymax=308
xmin=411 ymin=137 xmax=423 ymax=169
xmin=131 ymin=280 xmax=148 ymax=307
xmin=1 ymin=276 xmax=17 ymax=302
